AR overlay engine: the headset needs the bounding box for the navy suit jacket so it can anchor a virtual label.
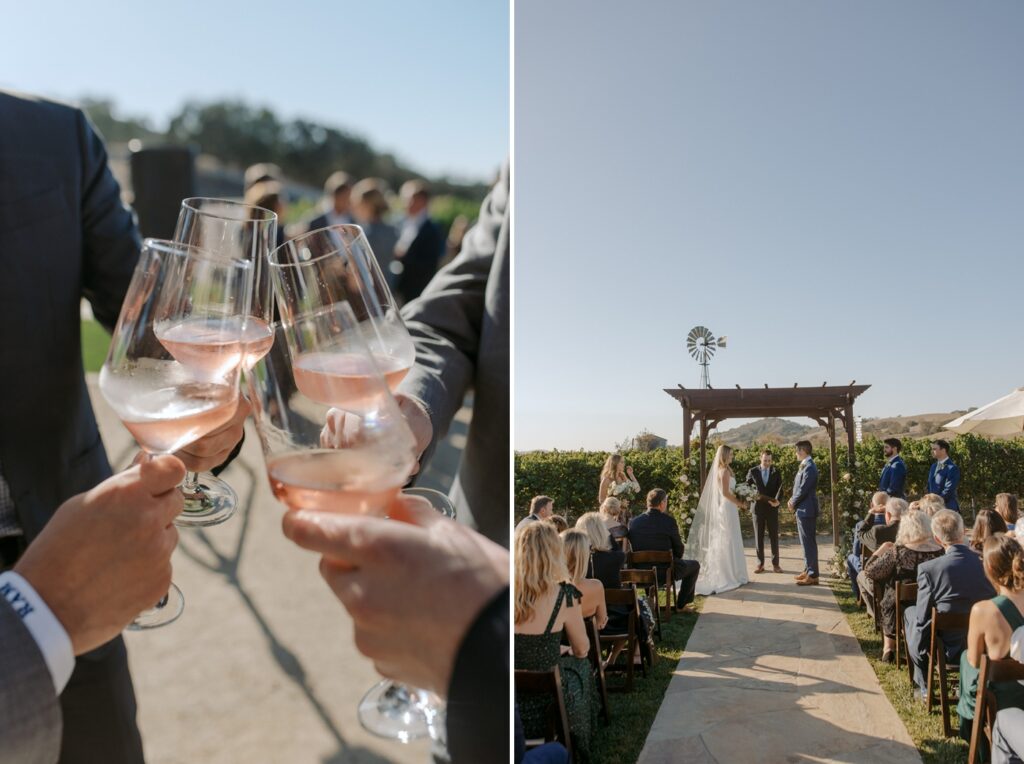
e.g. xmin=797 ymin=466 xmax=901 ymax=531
xmin=0 ymin=91 xmax=141 ymax=540
xmin=396 ymin=217 xmax=444 ymax=302
xmin=791 ymin=459 xmax=820 ymax=517
xmin=627 ymin=508 xmax=685 ymax=560
xmin=878 ymin=456 xmax=907 ymax=498
xmin=910 ymin=544 xmax=995 ymax=664
xmin=927 ymin=460 xmax=961 ymax=510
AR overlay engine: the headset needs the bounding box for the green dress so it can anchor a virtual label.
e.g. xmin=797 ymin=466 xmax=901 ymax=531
xmin=515 ymin=582 xmax=597 ymax=761
xmin=957 ymin=595 xmax=1024 ymax=742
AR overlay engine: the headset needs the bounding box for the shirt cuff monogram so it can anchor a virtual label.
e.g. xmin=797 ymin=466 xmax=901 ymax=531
xmin=0 ymin=570 xmax=75 ymax=693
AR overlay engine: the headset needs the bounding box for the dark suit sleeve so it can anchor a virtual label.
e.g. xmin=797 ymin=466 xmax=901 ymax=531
xmin=76 ymin=108 xmax=142 ymax=333
xmin=912 ymin=567 xmax=935 ymax=663
xmin=0 ymin=599 xmax=62 ymax=763
xmin=669 ymin=516 xmax=684 ymax=558
xmin=941 ymin=465 xmax=960 ymax=502
xmin=892 ymin=460 xmax=907 ymax=496
xmin=446 ymin=587 xmax=509 ymax=764
xmin=397 ymin=165 xmax=507 ymax=461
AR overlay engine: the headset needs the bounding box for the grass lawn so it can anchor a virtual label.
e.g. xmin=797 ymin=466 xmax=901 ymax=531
xmin=81 ymin=319 xmax=110 ymax=372
xmin=827 ymin=579 xmax=968 ymax=763
xmin=590 ymin=595 xmax=703 ymax=764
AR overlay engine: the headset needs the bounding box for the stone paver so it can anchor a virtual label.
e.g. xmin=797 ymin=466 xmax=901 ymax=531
xmin=637 ymin=538 xmax=922 ymax=764
xmin=87 ymin=376 xmax=469 ymax=764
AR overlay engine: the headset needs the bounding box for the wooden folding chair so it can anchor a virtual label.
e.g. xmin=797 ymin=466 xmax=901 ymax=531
xmin=620 ymin=568 xmax=661 ymax=640
xmin=600 ymin=587 xmax=642 ymax=692
xmin=584 ymin=616 xmax=610 ymax=724
xmin=626 ymin=550 xmax=675 ymax=617
xmin=926 ymin=609 xmax=970 ymax=738
xmin=858 ymin=546 xmax=870 ymax=608
xmin=968 ymin=655 xmax=1024 ymax=764
xmin=894 ymin=580 xmax=918 ymax=675
xmin=515 ymin=665 xmax=573 ymax=760
xmin=871 ymin=578 xmax=885 ymax=635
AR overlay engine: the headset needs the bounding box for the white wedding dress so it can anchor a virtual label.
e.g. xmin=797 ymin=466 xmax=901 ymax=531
xmin=690 ymin=458 xmax=749 ymax=596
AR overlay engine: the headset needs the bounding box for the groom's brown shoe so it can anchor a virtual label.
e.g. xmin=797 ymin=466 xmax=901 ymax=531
xmin=797 ymin=576 xmax=820 ymax=586
xmin=754 ymin=564 xmax=765 ymax=574
xmin=794 ymin=571 xmax=808 ymax=581
xmin=773 ymin=565 xmax=784 ymax=574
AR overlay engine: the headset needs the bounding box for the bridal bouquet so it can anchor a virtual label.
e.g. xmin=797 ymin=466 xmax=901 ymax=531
xmin=609 ymin=478 xmax=640 ymax=501
xmin=733 ymin=483 xmax=759 ymax=507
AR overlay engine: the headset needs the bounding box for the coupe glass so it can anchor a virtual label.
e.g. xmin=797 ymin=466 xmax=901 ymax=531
xmin=247 ymin=305 xmax=445 ymax=742
xmin=98 ymin=239 xmax=253 ymax=628
xmin=171 ymin=197 xmax=277 ymax=526
xmin=268 ymin=224 xmax=415 ymax=396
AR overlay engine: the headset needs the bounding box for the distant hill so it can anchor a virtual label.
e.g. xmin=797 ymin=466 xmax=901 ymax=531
xmin=712 ymin=411 xmax=974 ymax=448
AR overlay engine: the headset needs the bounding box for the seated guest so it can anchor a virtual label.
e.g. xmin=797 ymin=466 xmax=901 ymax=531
xmin=995 ymin=493 xmax=1019 ymax=537
xmin=545 ymin=515 xmax=569 ymax=534
xmin=971 ymin=510 xmax=1009 ymax=555
xmin=516 ymin=496 xmax=554 ymax=535
xmin=862 ymin=510 xmax=943 ymax=662
xmin=561 ymin=529 xmax=608 ymax=630
xmin=600 ymin=496 xmax=630 ymax=551
xmin=920 ymin=493 xmax=947 ymax=517
xmin=852 ymin=497 xmax=907 ymax=602
xmin=905 ymin=509 xmax=996 ymax=697
xmin=514 ymin=523 xmax=596 ymax=761
xmin=957 ymin=535 xmax=1024 ymax=749
xmin=576 ymin=512 xmax=624 ymax=590
xmin=628 ymin=488 xmax=701 ymax=613
xmin=848 ymin=491 xmax=891 ymax=595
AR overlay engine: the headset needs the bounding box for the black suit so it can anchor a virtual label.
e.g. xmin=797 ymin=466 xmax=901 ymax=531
xmin=396 ymin=217 xmax=444 ymax=303
xmin=627 ymin=508 xmax=701 ymax=607
xmin=746 ymin=466 xmax=782 ymax=567
xmin=0 ymin=91 xmax=143 ymax=762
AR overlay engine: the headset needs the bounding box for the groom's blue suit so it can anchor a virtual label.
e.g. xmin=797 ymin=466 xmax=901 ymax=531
xmin=792 ymin=457 xmax=820 ymax=578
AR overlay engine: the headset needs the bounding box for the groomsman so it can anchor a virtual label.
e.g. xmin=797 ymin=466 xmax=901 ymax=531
xmin=878 ymin=438 xmax=907 ymax=498
xmin=746 ymin=450 xmax=783 ymax=574
xmin=788 ymin=441 xmax=820 ymax=586
xmin=927 ymin=439 xmax=961 ymax=512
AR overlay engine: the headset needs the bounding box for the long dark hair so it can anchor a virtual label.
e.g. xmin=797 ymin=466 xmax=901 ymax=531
xmin=970 ymin=510 xmax=1008 ymax=553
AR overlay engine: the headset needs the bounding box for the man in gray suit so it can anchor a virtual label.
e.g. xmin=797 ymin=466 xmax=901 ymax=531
xmin=397 ymin=160 xmax=509 ymax=547
xmin=2 ymin=456 xmax=185 ymax=764
xmin=0 ymin=90 xmax=248 ymax=762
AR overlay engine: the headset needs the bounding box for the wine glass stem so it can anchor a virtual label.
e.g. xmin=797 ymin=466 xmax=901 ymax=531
xmin=183 ymin=472 xmax=202 ymax=492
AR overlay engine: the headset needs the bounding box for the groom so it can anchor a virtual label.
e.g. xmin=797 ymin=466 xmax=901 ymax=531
xmin=788 ymin=440 xmax=820 ymax=586
xmin=746 ymin=449 xmax=783 ymax=574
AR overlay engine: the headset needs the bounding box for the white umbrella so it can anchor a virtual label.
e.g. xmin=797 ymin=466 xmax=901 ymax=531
xmin=944 ymin=388 xmax=1024 ymax=437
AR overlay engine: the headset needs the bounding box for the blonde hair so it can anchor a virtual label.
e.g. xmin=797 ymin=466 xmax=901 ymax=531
xmin=871 ymin=491 xmax=889 ymax=508
xmin=576 ymin=512 xmax=612 ymax=552
xmin=599 ymin=497 xmax=622 ymax=521
xmin=514 ymin=523 xmax=569 ymax=625
xmin=920 ymin=494 xmax=946 ymax=516
xmin=561 ymin=529 xmax=591 ymax=582
xmin=896 ymin=510 xmax=934 ymax=547
xmin=716 ymin=444 xmax=733 ymax=466
xmin=600 ymin=454 xmax=625 ymax=483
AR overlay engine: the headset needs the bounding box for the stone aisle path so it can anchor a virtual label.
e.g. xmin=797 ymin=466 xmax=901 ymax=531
xmin=637 ymin=538 xmax=923 ymax=764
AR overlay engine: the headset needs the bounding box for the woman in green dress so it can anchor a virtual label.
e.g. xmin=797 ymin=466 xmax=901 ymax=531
xmin=515 ymin=521 xmax=597 ymax=761
xmin=958 ymin=534 xmax=1024 ymax=754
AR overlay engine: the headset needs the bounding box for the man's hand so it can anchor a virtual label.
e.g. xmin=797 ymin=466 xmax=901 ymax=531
xmin=787 ymin=498 xmax=795 ymax=509
xmin=175 ymin=396 xmax=250 ymax=472
xmin=770 ymin=500 xmax=780 ymax=508
xmin=282 ymin=496 xmax=508 ymax=695
xmin=395 ymin=394 xmax=433 ymax=476
xmin=14 ymin=456 xmax=185 ymax=655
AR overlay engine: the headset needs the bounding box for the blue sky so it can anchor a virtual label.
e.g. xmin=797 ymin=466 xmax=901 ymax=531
xmin=515 ymin=0 xmax=1024 ymax=451
xmin=1 ymin=0 xmax=508 ymax=181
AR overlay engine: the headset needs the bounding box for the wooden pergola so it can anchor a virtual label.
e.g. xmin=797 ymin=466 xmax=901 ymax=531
xmin=664 ymin=383 xmax=871 ymax=545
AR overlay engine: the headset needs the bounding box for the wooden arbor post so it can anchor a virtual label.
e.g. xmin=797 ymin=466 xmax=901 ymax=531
xmin=699 ymin=417 xmax=709 ymax=488
xmin=828 ymin=410 xmax=840 ymax=547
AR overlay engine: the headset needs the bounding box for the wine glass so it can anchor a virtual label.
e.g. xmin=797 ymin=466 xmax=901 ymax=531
xmin=171 ymin=197 xmax=277 ymax=526
xmin=99 ymin=239 xmax=253 ymax=628
xmin=246 ymin=305 xmax=445 ymax=742
xmin=268 ymin=224 xmax=415 ymax=396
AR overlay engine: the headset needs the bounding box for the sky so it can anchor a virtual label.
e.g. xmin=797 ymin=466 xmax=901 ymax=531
xmin=0 ymin=0 xmax=508 ymax=181
xmin=515 ymin=0 xmax=1024 ymax=451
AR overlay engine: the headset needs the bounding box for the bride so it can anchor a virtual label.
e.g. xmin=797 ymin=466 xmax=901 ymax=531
xmin=689 ymin=445 xmax=750 ymax=595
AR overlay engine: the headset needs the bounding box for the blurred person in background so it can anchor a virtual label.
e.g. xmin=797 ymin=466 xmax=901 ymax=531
xmin=305 ymin=170 xmax=353 ymax=232
xmin=351 ymin=177 xmax=397 ymax=280
xmin=243 ymin=162 xmax=282 ymax=193
xmin=393 ymin=179 xmax=444 ymax=303
xmin=244 ymin=179 xmax=287 ymax=248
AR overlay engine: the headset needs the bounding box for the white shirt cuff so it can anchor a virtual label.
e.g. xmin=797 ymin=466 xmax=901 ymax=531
xmin=0 ymin=570 xmax=75 ymax=693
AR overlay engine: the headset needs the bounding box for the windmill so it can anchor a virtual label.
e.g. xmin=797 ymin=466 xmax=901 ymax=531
xmin=686 ymin=326 xmax=727 ymax=389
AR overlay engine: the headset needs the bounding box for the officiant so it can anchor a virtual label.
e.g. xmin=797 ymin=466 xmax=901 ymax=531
xmin=746 ymin=449 xmax=783 ymax=573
